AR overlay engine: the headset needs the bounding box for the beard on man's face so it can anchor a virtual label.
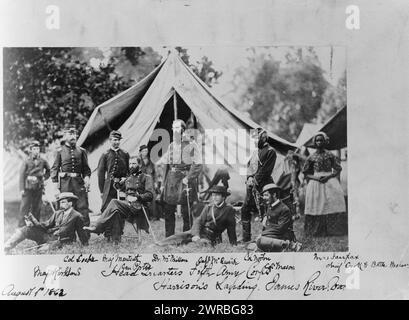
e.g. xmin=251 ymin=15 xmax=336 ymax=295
xmin=66 ymin=135 xmax=77 ymax=145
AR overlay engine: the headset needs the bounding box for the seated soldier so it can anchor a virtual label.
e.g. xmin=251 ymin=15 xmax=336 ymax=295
xmin=157 ymin=185 xmax=237 ymax=247
xmin=5 ymin=192 xmax=89 ymax=253
xmin=84 ymin=159 xmax=153 ymax=243
xmin=256 ymin=183 xmax=302 ymax=252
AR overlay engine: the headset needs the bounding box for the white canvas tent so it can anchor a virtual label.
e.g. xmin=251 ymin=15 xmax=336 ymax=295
xmin=296 ymin=123 xmax=322 ymax=147
xmin=78 ymin=52 xmax=296 ymax=212
xmin=3 ymin=148 xmax=25 ymax=203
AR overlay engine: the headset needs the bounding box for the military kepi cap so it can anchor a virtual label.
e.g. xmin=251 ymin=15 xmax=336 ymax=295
xmin=29 ymin=140 xmax=40 ymax=148
xmin=109 ymin=130 xmax=122 ymax=140
xmin=64 ymin=126 xmax=78 ymax=134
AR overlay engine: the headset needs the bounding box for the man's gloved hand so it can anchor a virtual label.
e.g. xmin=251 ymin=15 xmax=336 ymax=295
xmin=127 ymin=194 xmax=142 ymax=203
xmin=127 ymin=195 xmax=138 ymax=202
xmin=84 ymin=176 xmax=90 ymax=191
xmin=192 ymin=236 xmax=200 ymax=242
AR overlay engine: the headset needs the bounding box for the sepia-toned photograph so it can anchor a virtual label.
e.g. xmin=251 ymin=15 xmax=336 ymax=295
xmin=3 ymin=46 xmax=347 ymax=255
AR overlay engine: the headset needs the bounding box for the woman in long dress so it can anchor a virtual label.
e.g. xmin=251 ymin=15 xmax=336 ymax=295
xmin=302 ymin=132 xmax=347 ymax=236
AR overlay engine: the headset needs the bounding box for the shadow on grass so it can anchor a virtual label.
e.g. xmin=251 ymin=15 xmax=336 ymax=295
xmin=4 ymin=202 xmax=348 ymax=255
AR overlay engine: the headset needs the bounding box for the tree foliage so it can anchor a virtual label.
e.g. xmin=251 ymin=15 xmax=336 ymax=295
xmin=3 ymin=47 xmax=222 ymax=149
xmin=3 ymin=47 xmax=134 ymax=148
xmin=231 ymin=48 xmax=337 ymax=142
xmin=175 ymin=46 xmax=222 ymax=87
xmin=316 ymin=70 xmax=347 ymax=123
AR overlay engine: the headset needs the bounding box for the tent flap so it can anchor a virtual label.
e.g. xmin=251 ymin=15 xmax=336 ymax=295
xmin=304 ymin=106 xmax=347 ymax=150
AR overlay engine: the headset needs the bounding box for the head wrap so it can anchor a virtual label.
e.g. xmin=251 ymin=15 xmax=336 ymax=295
xmin=313 ymin=131 xmax=329 ymax=145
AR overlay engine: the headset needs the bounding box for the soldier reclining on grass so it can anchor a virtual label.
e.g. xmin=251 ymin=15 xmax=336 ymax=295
xmin=5 ymin=192 xmax=89 ymax=254
xmin=156 ymin=185 xmax=237 ymax=247
xmin=84 ymin=158 xmax=154 ymax=244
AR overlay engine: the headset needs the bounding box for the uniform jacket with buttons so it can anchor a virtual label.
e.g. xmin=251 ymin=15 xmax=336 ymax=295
xmin=97 ymin=148 xmax=130 ymax=206
xmin=121 ymin=171 xmax=154 ymax=203
xmin=19 ymin=154 xmax=50 ymax=191
xmin=162 ymin=140 xmax=202 ymax=205
xmin=50 ymin=144 xmax=91 ymax=191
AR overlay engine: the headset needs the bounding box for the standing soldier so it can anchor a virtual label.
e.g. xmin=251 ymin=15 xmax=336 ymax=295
xmin=50 ymin=126 xmax=91 ymax=226
xmin=18 ymin=141 xmax=50 ymax=227
xmin=97 ymin=131 xmax=129 ymax=212
xmin=240 ymin=128 xmax=277 ymax=243
xmin=162 ymin=119 xmax=202 ymax=237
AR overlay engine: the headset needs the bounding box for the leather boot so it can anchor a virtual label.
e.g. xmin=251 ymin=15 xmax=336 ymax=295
xmin=256 ymin=236 xmax=290 ymax=252
xmin=5 ymin=228 xmax=26 ymax=253
xmin=241 ymin=220 xmax=252 ymax=243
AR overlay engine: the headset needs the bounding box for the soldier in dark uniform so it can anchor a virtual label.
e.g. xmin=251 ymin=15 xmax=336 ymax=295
xmin=97 ymin=131 xmax=129 ymax=212
xmin=84 ymin=156 xmax=154 ymax=243
xmin=240 ymin=128 xmax=277 ymax=243
xmin=18 ymin=141 xmax=50 ymax=227
xmin=162 ymin=119 xmax=202 ymax=237
xmin=5 ymin=192 xmax=89 ymax=253
xmin=50 ymin=126 xmax=91 ymax=226
xmin=256 ymin=184 xmax=301 ymax=252
xmin=157 ymin=185 xmax=237 ymax=247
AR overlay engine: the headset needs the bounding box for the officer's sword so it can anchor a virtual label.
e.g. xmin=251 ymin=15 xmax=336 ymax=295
xmin=135 ymin=193 xmax=158 ymax=244
xmin=22 ymin=237 xmax=70 ymax=253
xmin=252 ymin=186 xmax=263 ymax=218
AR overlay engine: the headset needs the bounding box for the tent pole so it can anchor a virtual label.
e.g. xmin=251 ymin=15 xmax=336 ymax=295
xmin=173 ymin=89 xmax=178 ymax=120
xmin=289 ymin=152 xmax=301 ymax=218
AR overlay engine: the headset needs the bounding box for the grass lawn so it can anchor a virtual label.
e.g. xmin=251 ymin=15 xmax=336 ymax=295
xmin=4 ymin=201 xmax=348 ymax=255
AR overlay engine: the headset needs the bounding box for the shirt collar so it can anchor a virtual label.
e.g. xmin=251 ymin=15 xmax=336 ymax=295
xmin=271 ymin=199 xmax=280 ymax=208
xmin=111 ymin=147 xmax=120 ymax=152
xmin=62 ymin=207 xmax=73 ymax=216
xmin=65 ymin=142 xmax=75 ymax=149
xmin=215 ymin=201 xmax=226 ymax=208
